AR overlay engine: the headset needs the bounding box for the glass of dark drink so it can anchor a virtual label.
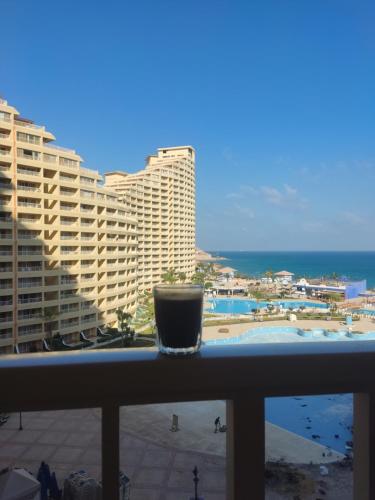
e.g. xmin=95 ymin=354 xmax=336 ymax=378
xmin=153 ymin=284 xmax=204 ymax=356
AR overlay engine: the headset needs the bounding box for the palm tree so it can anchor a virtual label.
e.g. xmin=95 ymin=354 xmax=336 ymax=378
xmin=331 ymin=272 xmax=339 ymax=285
xmin=329 ymin=302 xmax=338 ymax=313
xmin=267 ymin=303 xmax=275 ymax=314
xmin=207 ymin=262 xmax=214 ymax=275
xmin=161 ymin=268 xmax=178 ymax=284
xmin=265 ymin=269 xmax=274 ymax=281
xmin=178 ymin=272 xmax=186 ymax=283
xmin=252 ymin=290 xmax=264 ymax=301
xmin=192 ymin=271 xmax=205 ymax=286
xmin=116 ymin=309 xmax=133 ymax=346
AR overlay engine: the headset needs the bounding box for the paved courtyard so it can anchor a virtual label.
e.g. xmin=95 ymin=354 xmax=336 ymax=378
xmin=0 ymin=409 xmax=225 ymax=499
xmin=0 ymin=399 xmax=345 ymax=499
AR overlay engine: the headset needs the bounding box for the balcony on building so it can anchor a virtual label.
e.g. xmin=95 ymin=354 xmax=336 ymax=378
xmin=1 ymin=342 xmax=375 ymax=499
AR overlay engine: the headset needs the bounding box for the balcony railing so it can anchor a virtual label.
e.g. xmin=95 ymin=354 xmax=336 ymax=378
xmin=60 ymin=220 xmax=76 ymax=226
xmin=18 ymin=296 xmax=42 ymax=304
xmin=0 ymin=343 xmax=375 ymax=499
xmin=18 ymin=217 xmax=40 ymax=224
xmin=18 ymin=266 xmax=43 ymax=272
xmin=18 ymin=312 xmax=41 ymax=320
xmin=18 ymin=280 xmax=42 ymax=288
xmin=0 ymin=315 xmax=12 ymax=322
xmin=18 ymin=249 xmax=42 ymax=255
xmin=14 ymin=120 xmax=43 ymax=130
xmin=17 ymin=151 xmax=41 ymax=161
xmin=17 ymin=185 xmax=41 ymax=192
xmin=18 ymin=232 xmax=39 ymax=239
xmin=0 ymin=299 xmax=12 ymax=305
xmin=17 ymin=168 xmax=40 ymax=176
xmin=0 ymin=281 xmax=12 ymax=289
xmin=45 ymin=143 xmax=75 ymax=153
xmin=18 ymin=202 xmax=41 ymax=208
xmin=0 ymin=332 xmax=12 ymax=339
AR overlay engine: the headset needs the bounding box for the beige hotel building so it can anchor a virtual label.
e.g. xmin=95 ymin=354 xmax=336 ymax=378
xmin=104 ymin=146 xmax=196 ymax=292
xmin=0 ymin=99 xmax=195 ymax=354
xmin=0 ymin=98 xmax=196 ymax=354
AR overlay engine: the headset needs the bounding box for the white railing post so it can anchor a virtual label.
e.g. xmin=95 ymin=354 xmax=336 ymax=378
xmin=226 ymin=395 xmax=265 ymax=500
xmin=102 ymin=403 xmax=120 ymax=500
xmin=353 ymin=393 xmax=375 ymax=500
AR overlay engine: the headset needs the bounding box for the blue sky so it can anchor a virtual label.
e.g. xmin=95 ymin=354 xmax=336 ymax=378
xmin=2 ymin=0 xmax=375 ymax=250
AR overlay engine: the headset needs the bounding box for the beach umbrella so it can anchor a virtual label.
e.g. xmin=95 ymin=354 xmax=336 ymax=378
xmin=49 ymin=472 xmax=62 ymax=499
xmin=40 ymin=462 xmax=51 ymax=485
xmin=36 ymin=471 xmax=48 ymax=500
xmin=0 ymin=468 xmax=40 ymax=500
xmin=37 ymin=462 xmax=50 ymax=500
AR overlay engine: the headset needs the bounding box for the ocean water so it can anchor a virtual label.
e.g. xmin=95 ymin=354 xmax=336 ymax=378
xmin=210 ymin=251 xmax=375 ymax=289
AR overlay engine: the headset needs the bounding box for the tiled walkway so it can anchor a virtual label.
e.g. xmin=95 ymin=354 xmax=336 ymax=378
xmin=0 ymin=410 xmax=225 ymax=499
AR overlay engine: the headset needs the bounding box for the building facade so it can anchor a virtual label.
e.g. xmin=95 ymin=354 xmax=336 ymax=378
xmin=104 ymin=146 xmax=196 ymax=291
xmin=0 ymin=98 xmax=138 ymax=354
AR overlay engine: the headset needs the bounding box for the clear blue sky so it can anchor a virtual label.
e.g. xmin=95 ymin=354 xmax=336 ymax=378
xmin=2 ymin=0 xmax=375 ymax=250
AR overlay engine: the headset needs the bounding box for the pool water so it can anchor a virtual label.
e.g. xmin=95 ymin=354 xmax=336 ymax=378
xmin=207 ymin=298 xmax=328 ymax=315
xmin=205 ymin=326 xmax=369 ymax=454
xmin=205 ymin=326 xmax=375 ymax=344
xmin=355 ymin=308 xmax=375 ymax=316
xmin=266 ymin=394 xmax=352 ymax=454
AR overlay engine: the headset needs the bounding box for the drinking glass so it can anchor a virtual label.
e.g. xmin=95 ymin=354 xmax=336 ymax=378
xmin=153 ymin=284 xmax=204 ymax=356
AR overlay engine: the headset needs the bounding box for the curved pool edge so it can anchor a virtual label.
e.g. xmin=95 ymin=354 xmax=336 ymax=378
xmin=204 ymin=325 xmax=375 ymax=345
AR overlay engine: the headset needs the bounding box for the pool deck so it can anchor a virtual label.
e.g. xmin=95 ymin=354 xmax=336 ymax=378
xmin=118 ymin=401 xmax=344 ymax=464
xmin=203 ymin=317 xmax=375 ymax=342
xmin=0 ymin=404 xmax=343 ymax=500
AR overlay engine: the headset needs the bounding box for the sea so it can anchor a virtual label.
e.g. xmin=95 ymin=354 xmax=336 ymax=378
xmin=210 ymin=251 xmax=375 ymax=289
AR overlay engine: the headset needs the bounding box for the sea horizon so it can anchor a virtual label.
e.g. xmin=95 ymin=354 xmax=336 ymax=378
xmin=206 ymin=250 xmax=375 ymax=289
xmin=209 ymin=249 xmax=375 ymax=253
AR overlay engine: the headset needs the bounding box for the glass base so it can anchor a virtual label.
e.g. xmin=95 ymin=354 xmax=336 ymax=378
xmin=158 ymin=343 xmax=200 ymax=356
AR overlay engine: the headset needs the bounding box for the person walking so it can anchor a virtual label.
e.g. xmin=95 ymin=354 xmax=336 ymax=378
xmin=214 ymin=416 xmax=221 ymax=433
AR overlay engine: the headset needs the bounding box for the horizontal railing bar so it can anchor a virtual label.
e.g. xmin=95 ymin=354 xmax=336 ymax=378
xmin=2 ymin=342 xmax=375 ymax=412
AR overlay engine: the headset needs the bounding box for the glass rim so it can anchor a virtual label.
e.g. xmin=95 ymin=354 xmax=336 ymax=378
xmin=153 ymin=284 xmax=204 ymax=291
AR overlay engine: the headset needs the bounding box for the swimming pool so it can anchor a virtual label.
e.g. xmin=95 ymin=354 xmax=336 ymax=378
xmin=205 ymin=326 xmax=375 ymax=453
xmin=205 ymin=326 xmax=359 ymax=453
xmin=354 ymin=308 xmax=375 ymax=316
xmin=207 ymin=298 xmax=328 ymax=315
xmin=205 ymin=325 xmax=375 ymax=345
xmin=266 ymin=393 xmax=352 ymax=454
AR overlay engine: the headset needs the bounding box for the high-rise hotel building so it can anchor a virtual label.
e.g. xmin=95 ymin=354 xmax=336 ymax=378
xmin=104 ymin=146 xmax=196 ymax=292
xmin=0 ymin=98 xmax=138 ymax=354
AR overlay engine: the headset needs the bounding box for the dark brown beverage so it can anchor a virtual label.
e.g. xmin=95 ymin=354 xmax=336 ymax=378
xmin=153 ymin=285 xmax=203 ymax=355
